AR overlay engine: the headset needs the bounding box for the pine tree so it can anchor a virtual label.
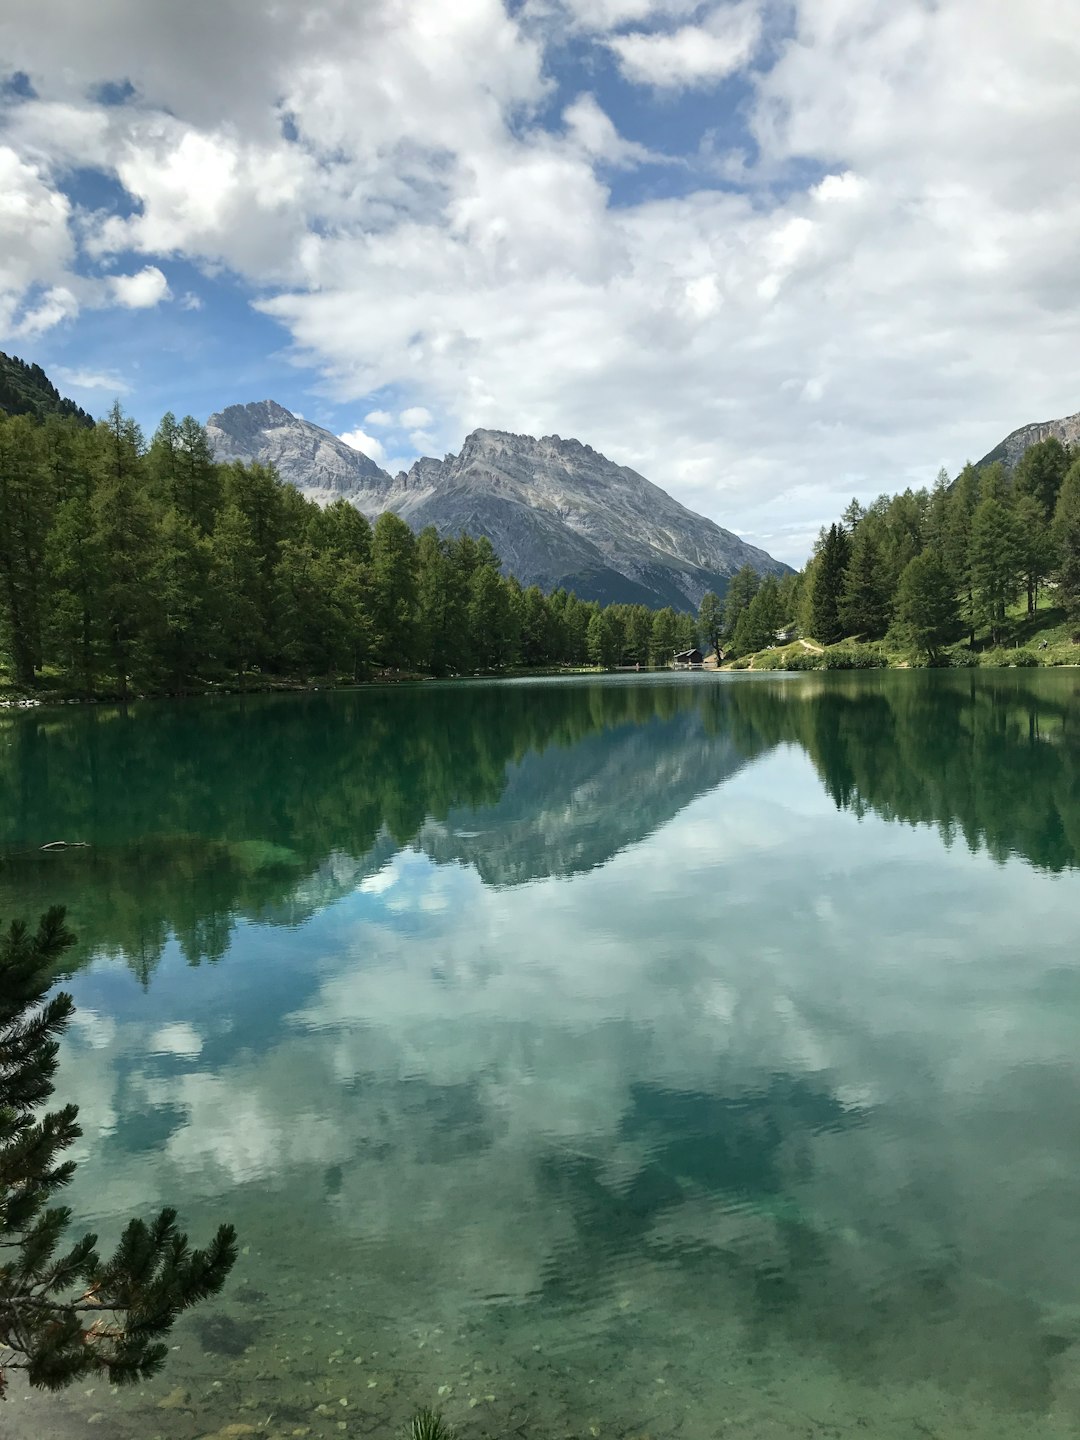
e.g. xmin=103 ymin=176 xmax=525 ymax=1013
xmin=840 ymin=524 xmax=890 ymax=638
xmin=1 ymin=909 xmax=236 ymax=1397
xmin=1052 ymin=459 xmax=1080 ymax=622
xmin=722 ymin=566 xmax=759 ymax=637
xmin=92 ymin=405 xmax=161 ymax=694
xmin=1014 ymin=437 xmax=1070 ymax=525
xmin=732 ymin=575 xmax=782 ymax=654
xmin=0 ymin=415 xmax=54 ymax=686
xmin=1012 ymin=493 xmax=1054 ymax=616
xmin=649 ymin=607 xmax=679 ymax=665
xmin=586 ymin=608 xmax=620 ymax=668
xmin=697 ymin=592 xmax=723 ymax=658
xmin=969 ymin=494 xmax=1020 ymax=644
xmin=807 ymin=524 xmax=850 ymax=644
xmin=894 ymin=549 xmax=957 ymax=663
xmin=370 ymin=513 xmax=419 ymax=669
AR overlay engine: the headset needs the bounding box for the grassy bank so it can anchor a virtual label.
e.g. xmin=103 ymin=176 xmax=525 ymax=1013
xmin=0 ymin=663 xmax=610 ymax=708
xmin=723 ymin=600 xmax=1080 ymax=671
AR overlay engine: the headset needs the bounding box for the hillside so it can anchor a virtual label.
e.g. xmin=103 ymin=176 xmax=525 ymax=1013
xmin=976 ymin=408 xmax=1080 ymax=469
xmin=0 ymin=353 xmax=94 ymax=428
xmin=206 ymin=401 xmax=789 ymax=608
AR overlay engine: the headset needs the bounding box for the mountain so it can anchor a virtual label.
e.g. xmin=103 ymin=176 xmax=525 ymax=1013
xmin=206 ymin=400 xmax=789 ymax=607
xmin=976 ymin=408 xmax=1080 ymax=470
xmin=0 ymin=353 xmax=94 ymax=428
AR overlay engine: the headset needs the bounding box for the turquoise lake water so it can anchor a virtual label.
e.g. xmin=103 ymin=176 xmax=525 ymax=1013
xmin=2 ymin=670 xmax=1080 ymax=1439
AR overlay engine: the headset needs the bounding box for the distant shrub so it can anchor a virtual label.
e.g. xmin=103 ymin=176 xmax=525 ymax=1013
xmin=820 ymin=645 xmax=887 ymax=670
xmin=787 ymin=651 xmax=822 ymax=671
xmin=980 ymin=647 xmax=1010 ymax=668
xmin=754 ymin=650 xmax=786 ymax=670
xmin=729 ymin=655 xmax=752 ymax=669
xmin=949 ymin=651 xmax=979 ymax=668
xmin=1011 ymin=648 xmax=1040 ymax=667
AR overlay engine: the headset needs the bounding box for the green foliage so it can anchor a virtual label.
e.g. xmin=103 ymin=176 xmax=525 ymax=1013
xmin=698 ymin=591 xmax=722 ymax=656
xmin=0 ymin=909 xmax=236 ymax=1395
xmin=840 ymin=523 xmax=890 ymax=638
xmin=1053 ymin=459 xmax=1080 ymax=622
xmin=0 ymin=354 xmax=93 ymax=430
xmin=807 ymin=524 xmax=850 ymax=645
xmin=819 ymin=644 xmax=887 ymax=670
xmin=894 ymin=548 xmax=958 ymax=662
xmin=731 ymin=575 xmax=782 ymax=655
xmin=968 ymin=494 xmax=1020 ymax=644
xmin=722 ymin=565 xmax=759 ymax=637
xmin=649 ymin=607 xmax=679 ymax=665
xmin=1014 ymin=437 xmax=1070 ymax=524
xmin=410 ymin=1408 xmax=455 ymax=1440
xmin=0 ymin=407 xmax=716 ymax=693
xmin=785 ymin=651 xmax=822 ymax=671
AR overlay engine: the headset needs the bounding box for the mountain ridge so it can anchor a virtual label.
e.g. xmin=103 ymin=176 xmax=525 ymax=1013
xmin=976 ymin=408 xmax=1080 ymax=469
xmin=206 ymin=400 xmax=790 ymax=608
xmin=0 ymin=352 xmax=94 ymax=429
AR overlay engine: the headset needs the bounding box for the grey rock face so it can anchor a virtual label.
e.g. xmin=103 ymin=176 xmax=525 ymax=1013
xmin=207 ymin=400 xmax=392 ymax=505
xmin=977 ymin=409 xmax=1080 ymax=470
xmin=206 ymin=402 xmax=791 ymax=607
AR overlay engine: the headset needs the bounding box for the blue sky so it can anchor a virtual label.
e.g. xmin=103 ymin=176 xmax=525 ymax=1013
xmin=2 ymin=0 xmax=1079 ymax=565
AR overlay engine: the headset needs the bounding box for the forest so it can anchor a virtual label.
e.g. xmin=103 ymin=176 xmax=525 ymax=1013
xmin=0 ymin=405 xmax=706 ymax=696
xmin=716 ymin=436 xmax=1080 ymax=665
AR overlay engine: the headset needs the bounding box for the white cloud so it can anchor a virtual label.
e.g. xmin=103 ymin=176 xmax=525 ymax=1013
xmin=149 ymin=1021 xmax=203 ymax=1058
xmin=180 ymin=290 xmax=203 ymax=310
xmin=607 ymin=4 xmax=763 ymax=89
xmin=53 ymin=364 xmax=131 ymax=392
xmin=109 ymin=264 xmax=171 ymax=308
xmin=339 ymin=426 xmax=387 ymax=462
xmin=399 ymin=405 xmax=432 ymax=427
xmin=0 ymin=145 xmax=77 ymax=337
xmin=563 ymin=93 xmax=658 ymax=166
xmin=3 ymin=0 xmax=1080 ymax=561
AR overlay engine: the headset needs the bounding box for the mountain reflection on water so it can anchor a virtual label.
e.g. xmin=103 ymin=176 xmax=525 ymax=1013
xmin=1 ymin=670 xmax=1079 ymax=979
xmin=4 ymin=671 xmax=1080 ymax=1440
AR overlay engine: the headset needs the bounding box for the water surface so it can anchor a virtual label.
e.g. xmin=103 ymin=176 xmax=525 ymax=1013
xmin=3 ymin=671 xmax=1080 ymax=1439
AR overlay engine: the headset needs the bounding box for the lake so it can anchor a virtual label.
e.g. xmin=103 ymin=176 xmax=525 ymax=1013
xmin=3 ymin=670 xmax=1080 ymax=1440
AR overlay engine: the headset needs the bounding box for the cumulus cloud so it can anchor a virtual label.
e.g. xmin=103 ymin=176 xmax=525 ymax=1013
xmin=339 ymin=426 xmax=387 ymax=462
xmin=399 ymin=405 xmax=432 ymax=427
xmin=0 ymin=145 xmax=77 ymax=336
xmin=2 ymin=0 xmax=1080 ymax=559
xmin=607 ymin=3 xmax=763 ymax=89
xmin=108 ymin=264 xmax=171 ymax=308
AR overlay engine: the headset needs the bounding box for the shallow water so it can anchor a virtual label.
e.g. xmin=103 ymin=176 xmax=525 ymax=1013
xmin=3 ymin=671 xmax=1080 ymax=1440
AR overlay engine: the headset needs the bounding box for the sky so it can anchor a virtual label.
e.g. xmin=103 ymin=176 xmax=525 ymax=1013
xmin=1 ymin=0 xmax=1079 ymax=566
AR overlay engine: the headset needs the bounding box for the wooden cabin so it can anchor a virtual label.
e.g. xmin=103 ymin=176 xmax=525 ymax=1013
xmin=672 ymin=648 xmax=705 ymax=669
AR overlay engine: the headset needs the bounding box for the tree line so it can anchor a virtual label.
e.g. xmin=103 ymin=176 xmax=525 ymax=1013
xmin=751 ymin=437 xmax=1080 ymax=662
xmin=0 ymin=406 xmax=709 ymax=696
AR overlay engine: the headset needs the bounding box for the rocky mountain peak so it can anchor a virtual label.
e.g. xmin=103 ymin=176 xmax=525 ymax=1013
xmin=205 ymin=398 xmax=791 ymax=607
xmin=977 ymin=408 xmax=1080 ymax=469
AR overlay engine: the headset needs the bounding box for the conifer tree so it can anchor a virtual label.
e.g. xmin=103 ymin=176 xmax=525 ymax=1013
xmin=840 ymin=524 xmax=890 ymax=638
xmin=807 ymin=523 xmax=850 ymax=644
xmin=697 ymin=592 xmax=723 ymax=657
xmin=722 ymin=565 xmax=759 ymax=637
xmin=733 ymin=575 xmax=782 ymax=654
xmin=969 ymin=493 xmax=1020 ymax=644
xmin=894 ymin=549 xmax=957 ymax=663
xmin=1014 ymin=437 xmax=1070 ymax=525
xmin=1 ymin=909 xmax=236 ymax=1397
xmin=1052 ymin=459 xmax=1080 ymax=621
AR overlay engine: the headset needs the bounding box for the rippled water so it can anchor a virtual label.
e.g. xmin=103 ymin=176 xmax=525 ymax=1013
xmin=4 ymin=671 xmax=1080 ymax=1439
